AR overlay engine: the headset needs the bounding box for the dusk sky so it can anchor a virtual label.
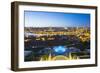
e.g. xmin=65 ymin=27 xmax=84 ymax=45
xmin=24 ymin=11 xmax=90 ymax=27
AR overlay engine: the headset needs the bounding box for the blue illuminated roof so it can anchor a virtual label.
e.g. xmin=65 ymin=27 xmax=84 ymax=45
xmin=53 ymin=46 xmax=66 ymax=54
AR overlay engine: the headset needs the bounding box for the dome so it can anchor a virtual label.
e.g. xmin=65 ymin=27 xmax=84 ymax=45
xmin=53 ymin=46 xmax=66 ymax=54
